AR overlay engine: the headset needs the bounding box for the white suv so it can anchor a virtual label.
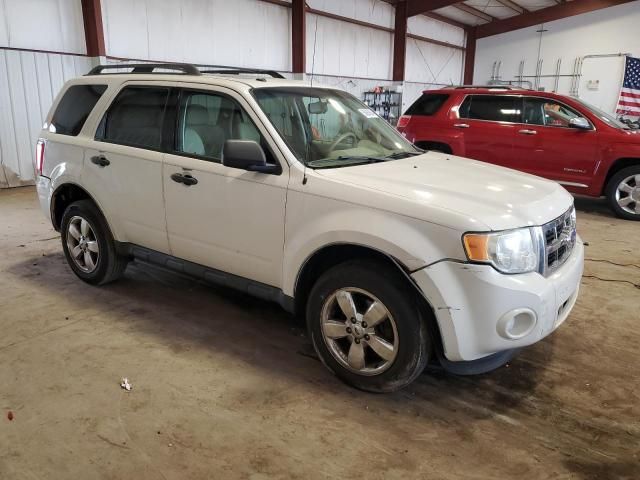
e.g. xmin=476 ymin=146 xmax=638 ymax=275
xmin=35 ymin=63 xmax=584 ymax=392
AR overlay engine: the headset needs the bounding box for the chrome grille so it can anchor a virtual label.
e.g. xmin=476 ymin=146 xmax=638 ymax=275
xmin=541 ymin=207 xmax=576 ymax=276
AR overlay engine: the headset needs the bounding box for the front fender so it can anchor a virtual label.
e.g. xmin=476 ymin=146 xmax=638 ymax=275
xmin=281 ymin=192 xmax=465 ymax=297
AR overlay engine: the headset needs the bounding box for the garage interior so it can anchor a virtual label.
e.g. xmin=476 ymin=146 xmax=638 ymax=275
xmin=1 ymin=1 xmax=639 ymax=479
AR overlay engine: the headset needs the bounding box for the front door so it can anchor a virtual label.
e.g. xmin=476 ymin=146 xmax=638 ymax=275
xmin=162 ymin=86 xmax=289 ymax=287
xmin=512 ymin=97 xmax=599 ymax=191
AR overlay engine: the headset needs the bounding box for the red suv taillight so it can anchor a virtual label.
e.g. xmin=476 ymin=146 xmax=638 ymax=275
xmin=397 ymin=115 xmax=411 ymax=129
xmin=35 ymin=139 xmax=45 ymax=176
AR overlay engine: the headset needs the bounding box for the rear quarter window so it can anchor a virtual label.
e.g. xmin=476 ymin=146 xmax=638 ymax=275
xmin=50 ymin=84 xmax=107 ymax=136
xmin=405 ymin=94 xmax=449 ymax=116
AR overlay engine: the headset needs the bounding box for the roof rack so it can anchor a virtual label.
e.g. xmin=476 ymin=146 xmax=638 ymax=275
xmin=86 ymin=63 xmax=202 ymax=76
xmin=200 ymin=68 xmax=285 ymax=79
xmin=452 ymin=85 xmax=522 ymax=90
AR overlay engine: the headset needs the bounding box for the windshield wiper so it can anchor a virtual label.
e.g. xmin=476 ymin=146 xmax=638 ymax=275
xmin=336 ymin=155 xmax=388 ymax=163
xmin=307 ymin=156 xmax=388 ymax=168
xmin=384 ymin=151 xmax=422 ymax=159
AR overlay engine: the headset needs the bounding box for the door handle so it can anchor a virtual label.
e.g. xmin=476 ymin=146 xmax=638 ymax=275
xmin=181 ymin=174 xmax=198 ymax=186
xmin=90 ymin=155 xmax=110 ymax=167
xmin=171 ymin=172 xmax=198 ymax=186
xmin=518 ymin=129 xmax=537 ymax=135
xmin=453 ymin=123 xmax=470 ymax=128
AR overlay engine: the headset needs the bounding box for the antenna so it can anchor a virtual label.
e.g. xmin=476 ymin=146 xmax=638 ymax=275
xmin=310 ymin=13 xmax=319 ymax=87
xmin=303 ymin=12 xmax=319 ymax=185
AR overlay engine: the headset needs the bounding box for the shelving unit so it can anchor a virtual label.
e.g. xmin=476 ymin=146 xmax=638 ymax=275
xmin=362 ymin=90 xmax=402 ymax=125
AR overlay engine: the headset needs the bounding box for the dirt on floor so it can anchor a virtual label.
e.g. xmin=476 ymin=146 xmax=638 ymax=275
xmin=0 ymin=186 xmax=638 ymax=480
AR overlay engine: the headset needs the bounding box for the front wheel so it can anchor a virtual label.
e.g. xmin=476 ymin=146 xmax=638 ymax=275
xmin=307 ymin=261 xmax=430 ymax=392
xmin=605 ymin=166 xmax=640 ymax=221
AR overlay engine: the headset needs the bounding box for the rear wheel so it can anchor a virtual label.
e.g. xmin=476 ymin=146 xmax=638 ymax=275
xmin=307 ymin=260 xmax=430 ymax=392
xmin=61 ymin=200 xmax=128 ymax=285
xmin=605 ymin=166 xmax=640 ymax=221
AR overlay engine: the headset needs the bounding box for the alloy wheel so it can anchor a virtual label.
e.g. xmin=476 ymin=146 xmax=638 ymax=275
xmin=616 ymin=174 xmax=640 ymax=215
xmin=320 ymin=287 xmax=398 ymax=376
xmin=66 ymin=216 xmax=100 ymax=273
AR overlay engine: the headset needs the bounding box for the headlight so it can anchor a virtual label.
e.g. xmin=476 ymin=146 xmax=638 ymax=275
xmin=463 ymin=227 xmax=541 ymax=274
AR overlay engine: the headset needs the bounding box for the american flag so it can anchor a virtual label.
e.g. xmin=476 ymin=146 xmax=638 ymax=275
xmin=616 ymin=56 xmax=640 ymax=118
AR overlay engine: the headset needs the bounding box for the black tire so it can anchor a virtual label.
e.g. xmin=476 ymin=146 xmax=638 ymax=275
xmin=60 ymin=200 xmax=128 ymax=285
xmin=306 ymin=260 xmax=430 ymax=393
xmin=605 ymin=165 xmax=640 ymax=221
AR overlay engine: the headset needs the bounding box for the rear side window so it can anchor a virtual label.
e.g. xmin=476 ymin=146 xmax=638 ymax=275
xmin=98 ymin=86 xmax=169 ymax=150
xmin=405 ymin=94 xmax=449 ymax=116
xmin=459 ymin=95 xmax=521 ymax=123
xmin=50 ymin=84 xmax=107 ymax=136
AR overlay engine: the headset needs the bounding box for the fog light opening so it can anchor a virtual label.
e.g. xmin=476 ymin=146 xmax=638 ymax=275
xmin=497 ymin=308 xmax=537 ymax=340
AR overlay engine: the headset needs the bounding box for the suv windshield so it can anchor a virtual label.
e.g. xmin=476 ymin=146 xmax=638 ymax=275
xmin=574 ymin=98 xmax=629 ymax=129
xmin=253 ymin=87 xmax=420 ymax=168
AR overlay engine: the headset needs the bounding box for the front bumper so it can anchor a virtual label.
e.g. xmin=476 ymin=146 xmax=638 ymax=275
xmin=412 ymin=237 xmax=584 ymax=362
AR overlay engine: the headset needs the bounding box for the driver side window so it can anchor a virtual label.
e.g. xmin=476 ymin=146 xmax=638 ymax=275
xmin=523 ymin=97 xmax=584 ymax=128
xmin=176 ymin=90 xmax=274 ymax=163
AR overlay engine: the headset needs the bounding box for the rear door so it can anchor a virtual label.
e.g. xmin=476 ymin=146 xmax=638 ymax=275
xmin=455 ymin=94 xmax=520 ymax=167
xmin=512 ymin=96 xmax=598 ymax=190
xmin=82 ymin=82 xmax=172 ymax=253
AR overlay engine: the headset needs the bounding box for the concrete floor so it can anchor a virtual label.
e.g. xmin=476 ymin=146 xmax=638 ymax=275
xmin=0 ymin=186 xmax=638 ymax=480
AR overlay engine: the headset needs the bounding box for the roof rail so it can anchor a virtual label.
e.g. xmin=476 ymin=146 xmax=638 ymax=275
xmin=86 ymin=63 xmax=202 ymax=76
xmin=453 ymin=85 xmax=522 ymax=90
xmin=200 ymin=67 xmax=285 ymax=79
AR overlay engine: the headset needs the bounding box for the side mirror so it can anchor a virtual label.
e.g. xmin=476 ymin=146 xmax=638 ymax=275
xmin=569 ymin=117 xmax=592 ymax=130
xmin=222 ymin=140 xmax=278 ymax=173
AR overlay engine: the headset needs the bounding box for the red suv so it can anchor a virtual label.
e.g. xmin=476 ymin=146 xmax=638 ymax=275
xmin=397 ymin=86 xmax=640 ymax=220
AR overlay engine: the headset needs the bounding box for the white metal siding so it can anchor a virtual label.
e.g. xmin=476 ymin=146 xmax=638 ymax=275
xmin=307 ymin=0 xmax=394 ymax=29
xmin=0 ymin=50 xmax=93 ymax=187
xmin=405 ymin=39 xmax=463 ymax=86
xmin=101 ymin=0 xmax=291 ymax=70
xmin=305 ymin=13 xmax=393 ymax=80
xmin=0 ymin=0 xmax=86 ymax=54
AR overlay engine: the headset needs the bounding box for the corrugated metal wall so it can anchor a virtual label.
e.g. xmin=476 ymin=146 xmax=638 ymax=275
xmin=0 ymin=0 xmax=86 ymax=54
xmin=0 ymin=0 xmax=90 ymax=188
xmin=101 ymin=0 xmax=291 ymax=70
xmin=0 ymin=49 xmax=93 ymax=187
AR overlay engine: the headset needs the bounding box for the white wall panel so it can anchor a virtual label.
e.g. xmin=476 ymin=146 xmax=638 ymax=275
xmin=474 ymin=2 xmax=640 ymax=113
xmin=0 ymin=50 xmax=92 ymax=188
xmin=405 ymin=38 xmax=463 ymax=86
xmin=305 ymin=14 xmax=392 ymax=80
xmin=307 ymin=0 xmax=394 ymax=29
xmin=407 ymin=15 xmax=465 ymax=48
xmin=102 ymin=0 xmax=291 ymax=70
xmin=0 ymin=0 xmax=86 ymax=54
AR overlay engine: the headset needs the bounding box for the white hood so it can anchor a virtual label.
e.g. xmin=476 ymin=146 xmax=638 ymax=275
xmin=316 ymin=152 xmax=574 ymax=231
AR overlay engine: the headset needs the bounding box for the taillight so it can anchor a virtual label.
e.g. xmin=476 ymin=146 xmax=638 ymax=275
xmin=397 ymin=115 xmax=411 ymax=129
xmin=35 ymin=139 xmax=45 ymax=176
